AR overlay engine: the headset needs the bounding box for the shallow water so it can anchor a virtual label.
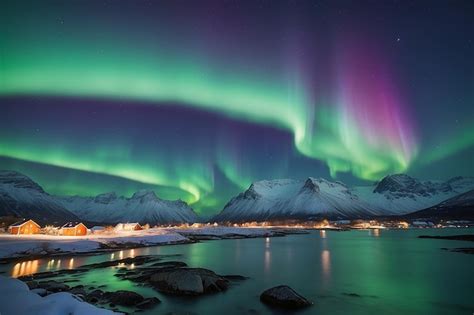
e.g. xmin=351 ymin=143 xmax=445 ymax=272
xmin=2 ymin=228 xmax=474 ymax=315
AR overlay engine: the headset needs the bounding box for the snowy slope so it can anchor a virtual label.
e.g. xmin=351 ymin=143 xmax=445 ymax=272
xmin=214 ymin=177 xmax=378 ymax=222
xmin=58 ymin=190 xmax=199 ymax=225
xmin=356 ymin=174 xmax=474 ymax=214
xmin=0 ymin=276 xmax=118 ymax=314
xmin=0 ymin=171 xmax=79 ymax=224
xmin=435 ymin=189 xmax=474 ymax=208
xmin=214 ymin=174 xmax=474 ymax=222
xmin=404 ymin=189 xmax=474 ymax=220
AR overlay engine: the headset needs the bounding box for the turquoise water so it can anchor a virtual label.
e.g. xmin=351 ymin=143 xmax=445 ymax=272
xmin=3 ymin=228 xmax=474 ymax=315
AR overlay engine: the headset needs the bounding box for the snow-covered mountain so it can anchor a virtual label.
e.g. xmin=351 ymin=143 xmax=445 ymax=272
xmin=405 ymin=189 xmax=474 ymax=220
xmin=434 ymin=189 xmax=474 ymax=208
xmin=356 ymin=174 xmax=474 ymax=214
xmin=214 ymin=174 xmax=474 ymax=222
xmin=58 ymin=190 xmax=199 ymax=225
xmin=0 ymin=171 xmax=79 ymax=224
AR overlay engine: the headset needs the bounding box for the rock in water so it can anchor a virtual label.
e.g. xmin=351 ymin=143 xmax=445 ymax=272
xmin=104 ymin=290 xmax=145 ymax=306
xmin=260 ymin=285 xmax=312 ymax=309
xmin=149 ymin=268 xmax=230 ymax=296
xmin=150 ymin=269 xmax=204 ymax=295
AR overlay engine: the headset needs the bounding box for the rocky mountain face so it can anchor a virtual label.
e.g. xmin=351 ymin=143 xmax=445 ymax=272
xmin=58 ymin=190 xmax=199 ymax=225
xmin=0 ymin=171 xmax=79 ymax=224
xmin=214 ymin=174 xmax=474 ymax=222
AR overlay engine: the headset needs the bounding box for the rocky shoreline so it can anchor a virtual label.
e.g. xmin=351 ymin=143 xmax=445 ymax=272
xmin=418 ymin=234 xmax=474 ymax=242
xmin=418 ymin=234 xmax=474 ymax=255
xmin=0 ymin=238 xmax=193 ymax=264
xmin=17 ymin=254 xmax=248 ymax=313
xmin=15 ymin=251 xmax=313 ymax=313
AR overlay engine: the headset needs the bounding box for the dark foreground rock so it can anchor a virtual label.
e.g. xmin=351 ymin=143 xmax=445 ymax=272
xmin=149 ymin=268 xmax=230 ymax=295
xmin=103 ymin=290 xmax=145 ymax=306
xmin=260 ymin=285 xmax=312 ymax=309
xmin=37 ymin=280 xmax=70 ymax=292
xmin=18 ymin=254 xmax=245 ymax=312
xmin=113 ymin=259 xmax=247 ymax=296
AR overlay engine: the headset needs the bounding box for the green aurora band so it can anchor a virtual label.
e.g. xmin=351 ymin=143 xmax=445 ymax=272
xmin=1 ymin=36 xmax=418 ymax=210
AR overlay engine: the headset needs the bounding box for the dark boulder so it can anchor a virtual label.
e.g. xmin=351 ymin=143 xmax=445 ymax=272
xmin=150 ymin=261 xmax=188 ymax=268
xmin=149 ymin=268 xmax=230 ymax=296
xmin=70 ymin=285 xmax=87 ymax=297
xmin=37 ymin=280 xmax=70 ymax=292
xmin=86 ymin=289 xmax=104 ymax=303
xmin=151 ymin=269 xmax=203 ymax=295
xmin=104 ymin=290 xmax=145 ymax=306
xmin=260 ymin=285 xmax=312 ymax=309
xmin=26 ymin=280 xmax=38 ymax=289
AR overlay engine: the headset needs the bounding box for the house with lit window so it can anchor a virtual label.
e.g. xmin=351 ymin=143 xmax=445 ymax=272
xmin=8 ymin=219 xmax=41 ymax=235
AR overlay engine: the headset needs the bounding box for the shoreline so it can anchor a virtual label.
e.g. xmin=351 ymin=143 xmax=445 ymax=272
xmin=0 ymin=227 xmax=309 ymax=264
xmin=2 ymin=226 xmax=470 ymax=264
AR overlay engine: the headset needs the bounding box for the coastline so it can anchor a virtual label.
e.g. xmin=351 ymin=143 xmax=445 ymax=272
xmin=0 ymin=227 xmax=309 ymax=263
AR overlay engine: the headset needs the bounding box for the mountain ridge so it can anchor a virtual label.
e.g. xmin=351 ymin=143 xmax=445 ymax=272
xmin=0 ymin=170 xmax=80 ymax=224
xmin=1 ymin=170 xmax=473 ymax=224
xmin=0 ymin=170 xmax=198 ymax=225
xmin=214 ymin=174 xmax=474 ymax=222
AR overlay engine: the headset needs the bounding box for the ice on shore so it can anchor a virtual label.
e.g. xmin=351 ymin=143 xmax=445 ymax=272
xmin=0 ymin=229 xmax=188 ymax=259
xmin=0 ymin=275 xmax=119 ymax=314
xmin=0 ymin=227 xmax=294 ymax=259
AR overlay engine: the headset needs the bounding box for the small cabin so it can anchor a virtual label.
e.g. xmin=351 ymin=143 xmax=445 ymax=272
xmin=61 ymin=222 xmax=88 ymax=236
xmin=8 ymin=219 xmax=41 ymax=235
xmin=115 ymin=222 xmax=143 ymax=232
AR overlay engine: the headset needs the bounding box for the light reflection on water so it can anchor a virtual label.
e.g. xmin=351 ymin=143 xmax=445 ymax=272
xmin=370 ymin=228 xmax=381 ymax=237
xmin=321 ymin=249 xmax=331 ymax=279
xmin=264 ymin=237 xmax=271 ymax=274
xmin=12 ymin=260 xmax=39 ymax=278
xmin=10 ymin=248 xmax=142 ymax=278
xmin=68 ymin=258 xmax=75 ymax=269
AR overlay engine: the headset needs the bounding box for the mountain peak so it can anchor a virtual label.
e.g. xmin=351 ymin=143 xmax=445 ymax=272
xmin=131 ymin=189 xmax=159 ymax=201
xmin=243 ymin=183 xmax=261 ymax=200
xmin=302 ymin=178 xmax=320 ymax=193
xmin=94 ymin=192 xmax=118 ymax=203
xmin=373 ymin=174 xmax=420 ymax=194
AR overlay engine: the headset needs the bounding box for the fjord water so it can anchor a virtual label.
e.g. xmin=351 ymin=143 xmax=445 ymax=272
xmin=4 ymin=229 xmax=474 ymax=315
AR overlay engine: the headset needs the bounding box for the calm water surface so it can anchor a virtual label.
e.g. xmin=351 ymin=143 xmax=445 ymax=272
xmin=2 ymin=228 xmax=474 ymax=315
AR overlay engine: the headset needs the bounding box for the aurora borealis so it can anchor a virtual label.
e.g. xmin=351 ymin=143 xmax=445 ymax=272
xmin=1 ymin=1 xmax=473 ymax=215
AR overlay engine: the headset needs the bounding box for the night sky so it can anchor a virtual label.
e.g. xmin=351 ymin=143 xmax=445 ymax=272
xmin=1 ymin=0 xmax=473 ymax=215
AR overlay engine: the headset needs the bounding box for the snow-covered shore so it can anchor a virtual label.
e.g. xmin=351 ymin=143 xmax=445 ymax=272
xmin=0 ymin=276 xmax=119 ymax=315
xmin=0 ymin=227 xmax=305 ymax=259
xmin=0 ymin=228 xmax=189 ymax=259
